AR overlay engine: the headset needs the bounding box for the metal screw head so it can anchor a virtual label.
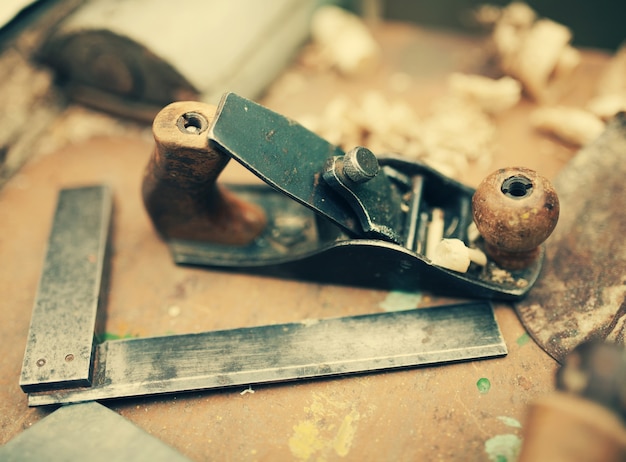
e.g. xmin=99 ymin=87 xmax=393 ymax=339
xmin=343 ymin=147 xmax=379 ymax=184
xmin=501 ymin=175 xmax=533 ymax=200
xmin=176 ymin=112 xmax=208 ymax=135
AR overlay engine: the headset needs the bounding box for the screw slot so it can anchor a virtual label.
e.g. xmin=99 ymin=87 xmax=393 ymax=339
xmin=36 ymin=358 xmax=46 ymax=367
xmin=65 ymin=354 xmax=75 ymax=362
xmin=176 ymin=112 xmax=208 ymax=135
xmin=501 ymin=175 xmax=533 ymax=200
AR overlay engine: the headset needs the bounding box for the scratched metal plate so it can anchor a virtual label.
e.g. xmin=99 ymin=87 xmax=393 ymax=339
xmin=20 ymin=186 xmax=112 ymax=391
xmin=515 ymin=113 xmax=626 ymax=362
xmin=27 ymin=301 xmax=506 ymax=406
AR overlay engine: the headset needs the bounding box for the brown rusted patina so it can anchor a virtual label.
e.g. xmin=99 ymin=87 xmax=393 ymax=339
xmin=515 ymin=113 xmax=626 ymax=362
xmin=472 ymin=167 xmax=560 ymax=270
xmin=142 ymin=101 xmax=267 ymax=245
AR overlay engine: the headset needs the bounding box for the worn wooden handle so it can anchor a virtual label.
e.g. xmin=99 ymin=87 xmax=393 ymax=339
xmin=142 ymin=101 xmax=267 ymax=245
xmin=472 ymin=167 xmax=559 ymax=270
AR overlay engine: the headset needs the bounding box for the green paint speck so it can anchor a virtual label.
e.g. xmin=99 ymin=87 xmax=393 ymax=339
xmin=497 ymin=416 xmax=522 ymax=428
xmin=379 ymin=291 xmax=422 ymax=312
xmin=484 ymin=434 xmax=522 ymax=461
xmin=516 ymin=333 xmax=530 ymax=346
xmin=477 ymin=377 xmax=491 ymax=394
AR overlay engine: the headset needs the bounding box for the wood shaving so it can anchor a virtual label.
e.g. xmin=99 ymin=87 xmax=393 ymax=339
xmin=431 ymin=239 xmax=471 ymax=272
xmin=587 ymin=93 xmax=626 ymax=121
xmin=487 ymin=2 xmax=580 ymax=102
xmin=448 ymin=73 xmax=521 ymax=114
xmin=467 ymin=247 xmax=488 ymax=267
xmin=430 ymin=238 xmax=487 ymax=273
xmin=310 ymin=5 xmax=381 ymax=76
xmin=240 ymin=385 xmax=255 ymax=395
xmin=467 ymin=222 xmax=481 ymax=244
xmin=297 ymin=87 xmax=497 ymax=181
xmin=294 ymin=8 xmax=556 ymax=181
xmin=588 ymin=44 xmax=626 ymax=120
xmin=416 ymin=96 xmax=496 ymax=177
xmin=530 ymin=106 xmax=605 ymax=146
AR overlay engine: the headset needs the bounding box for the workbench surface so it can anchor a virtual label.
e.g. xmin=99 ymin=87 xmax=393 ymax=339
xmin=0 ymin=22 xmax=613 ymax=461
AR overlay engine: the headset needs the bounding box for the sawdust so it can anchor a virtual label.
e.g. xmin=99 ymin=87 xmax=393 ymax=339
xmin=296 ymin=2 xmax=624 ymax=177
xmin=310 ymin=5 xmax=381 ymax=77
xmin=487 ymin=265 xmax=528 ymax=288
xmin=296 ymin=89 xmax=498 ymax=182
xmin=478 ymin=2 xmax=579 ymax=102
xmin=531 ymin=106 xmax=605 ymax=146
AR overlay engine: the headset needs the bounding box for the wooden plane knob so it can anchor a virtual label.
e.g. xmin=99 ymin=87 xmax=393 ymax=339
xmin=142 ymin=101 xmax=267 ymax=245
xmin=472 ymin=167 xmax=559 ymax=270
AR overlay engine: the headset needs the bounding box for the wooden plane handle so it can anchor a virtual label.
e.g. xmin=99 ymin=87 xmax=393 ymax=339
xmin=142 ymin=101 xmax=266 ymax=245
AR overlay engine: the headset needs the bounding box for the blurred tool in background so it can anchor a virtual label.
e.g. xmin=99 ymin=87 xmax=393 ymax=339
xmin=518 ymin=341 xmax=626 ymax=462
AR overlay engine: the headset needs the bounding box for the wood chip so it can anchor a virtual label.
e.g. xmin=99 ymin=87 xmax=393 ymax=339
xmin=531 ymin=106 xmax=605 ymax=146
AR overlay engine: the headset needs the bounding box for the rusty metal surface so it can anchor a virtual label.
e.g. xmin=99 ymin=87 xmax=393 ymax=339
xmin=515 ymin=113 xmax=626 ymax=362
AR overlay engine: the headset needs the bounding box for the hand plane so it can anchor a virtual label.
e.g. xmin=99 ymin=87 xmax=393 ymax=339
xmin=143 ymin=93 xmax=559 ymax=300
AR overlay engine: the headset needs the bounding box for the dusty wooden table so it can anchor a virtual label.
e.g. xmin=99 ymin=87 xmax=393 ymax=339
xmin=0 ymin=23 xmax=613 ymax=460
